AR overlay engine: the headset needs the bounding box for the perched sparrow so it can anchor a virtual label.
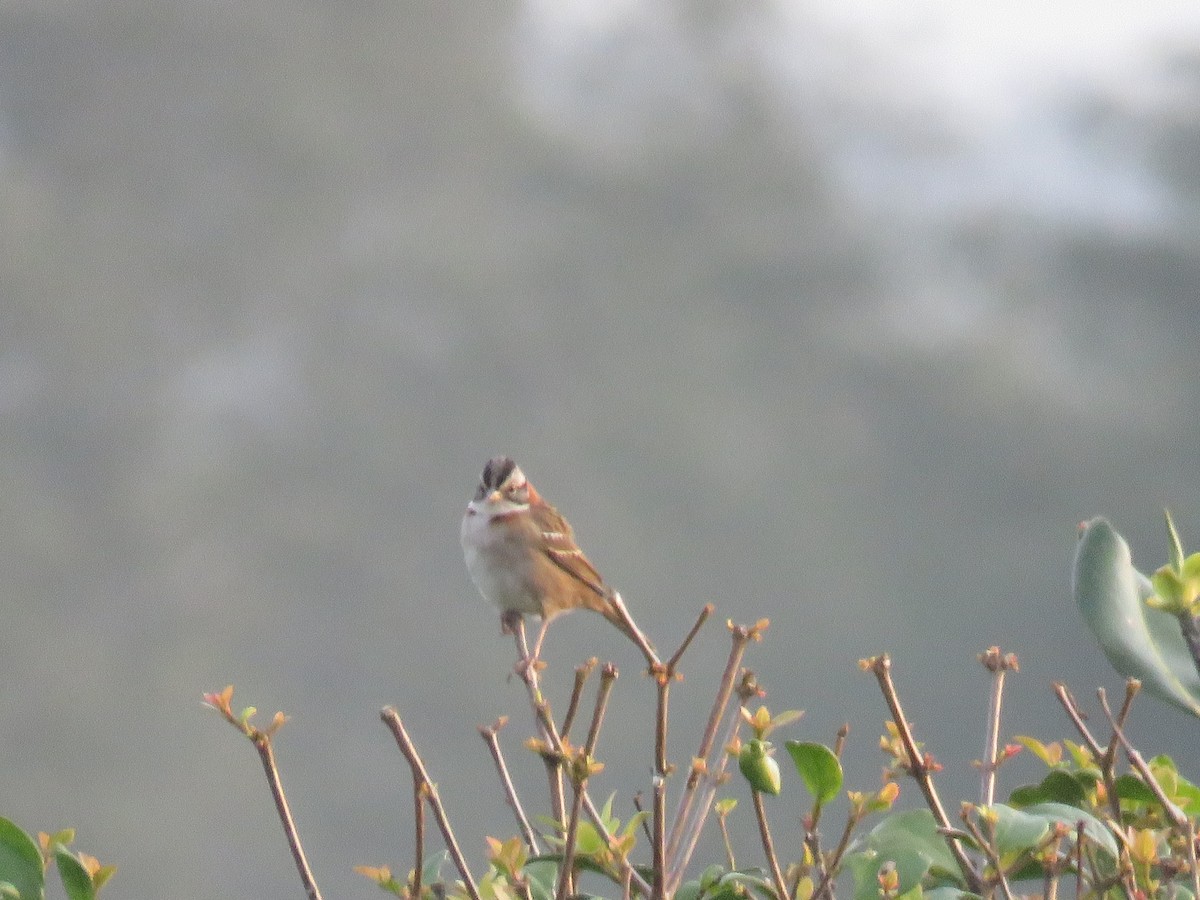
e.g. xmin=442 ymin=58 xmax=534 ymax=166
xmin=461 ymin=456 xmax=636 ymax=657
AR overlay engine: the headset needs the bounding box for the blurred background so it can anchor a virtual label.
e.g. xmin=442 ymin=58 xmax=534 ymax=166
xmin=3 ymin=1 xmax=1200 ymax=897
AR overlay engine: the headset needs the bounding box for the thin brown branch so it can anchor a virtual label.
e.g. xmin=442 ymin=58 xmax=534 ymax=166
xmin=607 ymin=591 xmax=661 ymax=667
xmin=868 ymin=654 xmax=982 ymax=893
xmin=833 ymin=723 xmax=849 ymax=759
xmin=653 ymin=776 xmax=667 ymax=900
xmin=632 ymin=793 xmax=653 ymax=844
xmin=665 ymin=623 xmax=753 ymax=864
xmin=978 ymin=647 xmax=1017 ymax=807
xmin=960 ymin=807 xmax=1016 ymax=900
xmin=752 ymin=790 xmax=789 ymax=900
xmin=381 ymin=707 xmax=482 ymax=900
xmin=556 ymin=781 xmax=586 ymax=900
xmin=253 ymin=733 xmax=325 ymax=900
xmin=478 ymin=718 xmax=541 ymax=854
xmin=811 ymin=813 xmax=859 ymax=900
xmin=1097 ymin=687 xmax=1187 ymax=829
xmin=667 ymin=604 xmax=714 ymax=672
xmin=1051 ymin=683 xmax=1105 ymax=760
xmin=557 ymin=665 xmax=618 ymax=900
xmin=665 ymin=667 xmax=758 ymax=896
xmin=507 ymin=633 xmax=652 ymax=897
xmin=561 ymin=659 xmax=598 ymax=740
xmin=511 ymin=620 xmax=567 ymax=826
xmin=1075 ymin=821 xmax=1084 ymax=900
xmin=1099 ymin=681 xmax=1138 ymax=775
xmin=412 ymin=775 xmax=426 ymax=897
xmin=1188 ymin=820 xmax=1200 ymax=900
xmin=717 ymin=804 xmax=736 ymax=870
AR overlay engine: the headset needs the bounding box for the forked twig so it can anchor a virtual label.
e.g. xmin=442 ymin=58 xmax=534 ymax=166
xmin=665 ymin=667 xmax=760 ymax=895
xmin=556 ymin=664 xmax=618 ymax=900
xmin=666 ymin=621 xmax=754 ymax=866
xmin=978 ymin=647 xmax=1018 ymax=807
xmin=561 ymin=659 xmax=598 ymax=740
xmin=1097 ymin=686 xmax=1186 ymax=829
xmin=509 ymin=624 xmax=652 ymax=897
xmin=868 ymin=655 xmax=982 ymax=893
xmin=381 ymin=707 xmax=482 ymax=900
xmin=202 ymin=687 xmax=324 ymax=900
xmin=607 ymin=591 xmax=661 ymax=667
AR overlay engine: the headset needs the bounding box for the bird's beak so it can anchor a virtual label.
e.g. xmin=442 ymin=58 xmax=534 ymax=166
xmin=487 ymin=490 xmax=504 ymax=504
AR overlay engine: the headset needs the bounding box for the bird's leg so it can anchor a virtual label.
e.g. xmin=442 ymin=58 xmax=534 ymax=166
xmin=530 ymin=617 xmax=552 ymax=661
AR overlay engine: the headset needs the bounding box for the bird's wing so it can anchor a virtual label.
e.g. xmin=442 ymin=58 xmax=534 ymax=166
xmin=531 ymin=502 xmax=609 ymax=598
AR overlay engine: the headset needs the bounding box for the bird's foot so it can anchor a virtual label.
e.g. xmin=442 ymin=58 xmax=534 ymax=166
xmin=513 ymin=653 xmax=547 ymax=678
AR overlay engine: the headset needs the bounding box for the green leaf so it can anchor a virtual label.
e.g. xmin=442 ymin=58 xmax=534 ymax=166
xmin=53 ymin=846 xmax=94 ymax=900
xmin=1166 ymin=510 xmax=1185 ymax=573
xmin=988 ymin=804 xmax=1050 ymax=857
xmin=420 ymin=850 xmax=449 ymax=886
xmin=1018 ymin=803 xmax=1119 ymax=862
xmin=711 ymin=868 xmax=774 ymax=900
xmin=923 ymin=889 xmax=980 ymax=900
xmin=785 ymin=742 xmax=843 ymax=805
xmin=522 ymin=859 xmax=558 ymax=900
xmin=1036 ymin=770 xmax=1087 ymax=807
xmin=0 ymin=817 xmax=44 ymax=900
xmin=1113 ymin=774 xmax=1159 ymax=807
xmin=1073 ymin=518 xmax=1200 ymax=717
xmin=845 ymin=809 xmax=964 ymax=900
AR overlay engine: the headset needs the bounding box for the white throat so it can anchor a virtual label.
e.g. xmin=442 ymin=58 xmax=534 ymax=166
xmin=466 ymin=496 xmax=528 ymax=521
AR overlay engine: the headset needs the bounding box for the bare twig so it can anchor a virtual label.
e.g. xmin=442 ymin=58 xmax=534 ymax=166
xmin=556 ymin=664 xmax=618 ymax=900
xmin=1075 ymin=821 xmax=1084 ymax=900
xmin=640 ymin=604 xmax=712 ymax=899
xmin=811 ymin=813 xmax=860 ymax=900
xmin=1188 ymin=820 xmax=1200 ymax=900
xmin=666 ymin=621 xmax=755 ymax=865
xmin=412 ymin=773 xmax=426 ymax=897
xmin=203 ymin=687 xmax=323 ymax=900
xmin=716 ymin=802 xmax=736 ymax=870
xmin=665 ymin=667 xmax=761 ymax=896
xmin=561 ymin=659 xmax=598 ymax=740
xmin=632 ymin=792 xmax=654 ymax=844
xmin=507 ymin=631 xmax=653 ymax=897
xmin=978 ymin=648 xmax=1018 ymax=807
xmin=479 ymin=718 xmax=540 ymax=854
xmin=653 ymin=776 xmax=667 ymax=900
xmin=667 ymin=604 xmax=713 ymax=672
xmin=254 ymin=730 xmax=324 ymax=900
xmin=607 ymin=591 xmax=661 ymax=667
xmin=1099 ymin=681 xmax=1138 ymax=774
xmin=511 ymin=621 xmax=567 ymax=826
xmin=1097 ymin=686 xmax=1187 ymax=828
xmin=381 ymin=707 xmax=482 ymax=900
xmin=1051 ymin=683 xmax=1105 ymax=760
xmin=868 ymin=655 xmax=982 ymax=893
xmin=960 ymin=806 xmax=1016 ymax=900
xmin=752 ymin=790 xmax=789 ymax=900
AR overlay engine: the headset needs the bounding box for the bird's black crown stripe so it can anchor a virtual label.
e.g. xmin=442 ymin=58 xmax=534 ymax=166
xmin=483 ymin=456 xmax=517 ymax=489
